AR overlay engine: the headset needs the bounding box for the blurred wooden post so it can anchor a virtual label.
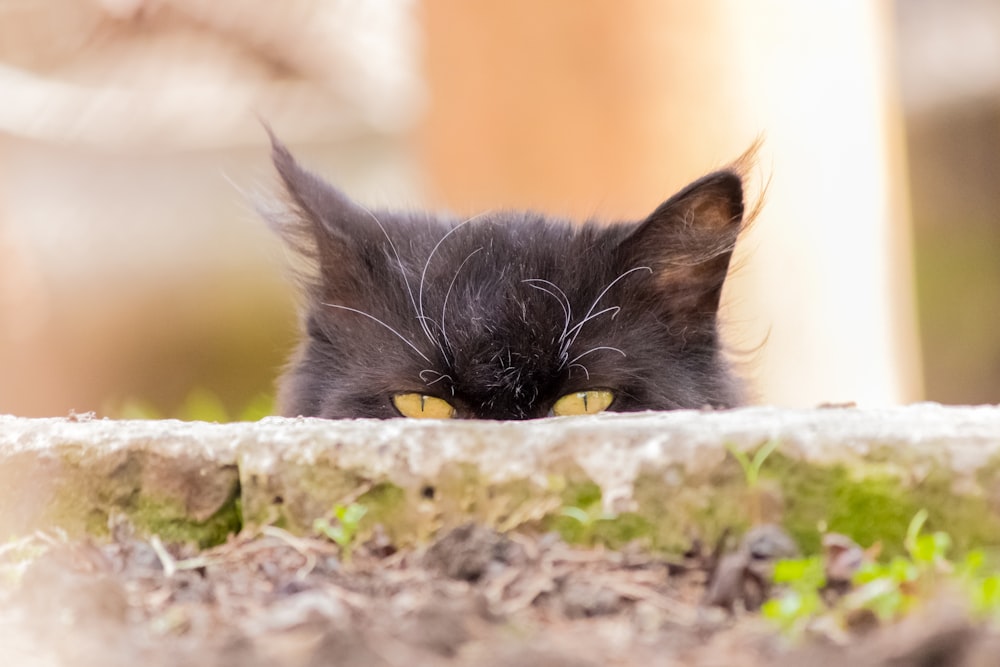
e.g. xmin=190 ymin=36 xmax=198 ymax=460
xmin=418 ymin=1 xmax=922 ymax=406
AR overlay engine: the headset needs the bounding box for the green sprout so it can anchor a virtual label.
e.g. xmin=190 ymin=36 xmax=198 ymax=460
xmin=314 ymin=503 xmax=368 ymax=564
xmin=761 ymin=556 xmax=826 ymax=633
xmin=726 ymin=440 xmax=779 ymax=489
xmin=726 ymin=440 xmax=779 ymax=525
xmin=762 ymin=509 xmax=1000 ymax=636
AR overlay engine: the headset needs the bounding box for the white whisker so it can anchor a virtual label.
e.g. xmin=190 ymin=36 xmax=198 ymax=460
xmin=441 ymin=247 xmax=484 ymax=356
xmin=415 ymin=314 xmax=445 ymax=337
xmin=418 ymin=211 xmax=491 ymax=350
xmin=522 ymin=278 xmax=572 ymax=343
xmin=579 ymin=266 xmax=652 ymax=326
xmin=419 ymin=369 xmax=453 ymax=386
xmin=557 ymin=266 xmax=651 ymax=367
xmin=561 ymin=306 xmax=621 ymax=357
xmin=355 ymin=202 xmax=423 ymax=332
xmin=321 ymin=302 xmax=431 ymax=363
xmin=568 ymin=363 xmax=591 ymax=380
xmin=568 ymin=346 xmax=626 ymax=366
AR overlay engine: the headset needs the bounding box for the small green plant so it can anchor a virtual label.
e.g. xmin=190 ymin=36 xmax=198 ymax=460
xmin=960 ymin=550 xmax=1000 ymax=618
xmin=762 ymin=509 xmax=1000 ymax=636
xmin=845 ymin=509 xmax=950 ymax=621
xmin=726 ymin=440 xmax=779 ymax=524
xmin=550 ymin=489 xmax=651 ymax=549
xmin=557 ymin=503 xmax=620 ymax=544
xmin=314 ymin=503 xmax=368 ymax=564
xmin=761 ymin=556 xmax=826 ymax=633
xmin=726 ymin=440 xmax=779 ymax=489
xmin=0 ymin=533 xmax=62 ymax=588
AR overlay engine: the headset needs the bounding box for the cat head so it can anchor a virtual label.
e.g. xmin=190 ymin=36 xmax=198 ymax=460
xmin=264 ymin=132 xmax=753 ymax=419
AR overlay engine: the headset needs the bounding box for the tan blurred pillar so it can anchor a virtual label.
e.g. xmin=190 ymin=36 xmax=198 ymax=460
xmin=418 ymin=1 xmax=922 ymax=406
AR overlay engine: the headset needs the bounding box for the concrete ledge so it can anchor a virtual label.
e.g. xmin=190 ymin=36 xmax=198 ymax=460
xmin=2 ymin=404 xmax=1000 ymax=552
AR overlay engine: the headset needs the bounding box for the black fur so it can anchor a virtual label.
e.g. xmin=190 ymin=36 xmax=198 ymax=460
xmin=264 ymin=133 xmax=749 ymax=419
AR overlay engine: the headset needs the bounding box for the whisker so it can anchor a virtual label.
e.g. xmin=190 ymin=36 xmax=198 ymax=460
xmin=321 ymin=302 xmax=431 ymax=363
xmin=441 ymin=247 xmax=484 ymax=356
xmin=419 ymin=211 xmax=491 ymax=349
xmin=354 ymin=202 xmax=423 ymax=333
xmin=522 ymin=278 xmax=572 ymax=342
xmin=568 ymin=346 xmax=626 ymax=366
xmin=419 ymin=369 xmax=453 ymax=386
xmin=558 ymin=266 xmax=652 ymax=367
xmin=560 ymin=306 xmax=621 ymax=357
xmin=568 ymin=363 xmax=591 ymax=380
xmin=416 ymin=314 xmax=446 ymax=338
xmin=579 ymin=266 xmax=652 ymax=325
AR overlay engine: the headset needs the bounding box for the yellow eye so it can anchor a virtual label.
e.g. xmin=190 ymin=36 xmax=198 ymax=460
xmin=551 ymin=390 xmax=614 ymax=416
xmin=393 ymin=393 xmax=456 ymax=419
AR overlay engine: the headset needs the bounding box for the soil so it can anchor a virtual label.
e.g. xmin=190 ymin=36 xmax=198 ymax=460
xmin=2 ymin=523 xmax=998 ymax=667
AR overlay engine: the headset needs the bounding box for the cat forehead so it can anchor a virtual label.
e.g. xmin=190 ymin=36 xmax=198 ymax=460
xmin=383 ymin=210 xmax=621 ymax=258
xmin=382 ymin=220 xmax=626 ymax=299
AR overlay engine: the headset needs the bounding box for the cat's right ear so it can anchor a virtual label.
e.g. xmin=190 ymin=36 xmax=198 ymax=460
xmin=615 ymin=165 xmax=750 ymax=332
xmin=262 ymin=128 xmax=373 ymax=301
xmin=264 ymin=128 xmax=365 ymax=260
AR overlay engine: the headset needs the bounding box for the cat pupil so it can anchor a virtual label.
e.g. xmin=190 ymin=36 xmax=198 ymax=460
xmin=263 ymin=130 xmax=752 ymax=420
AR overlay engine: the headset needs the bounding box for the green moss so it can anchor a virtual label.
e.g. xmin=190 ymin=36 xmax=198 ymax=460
xmin=560 ymin=479 xmax=603 ymax=511
xmin=975 ymin=452 xmax=1000 ymax=517
xmin=763 ymin=451 xmax=1000 ymax=557
xmin=21 ymin=429 xmax=1000 ymax=562
xmin=560 ymin=445 xmax=1000 ymax=559
xmin=631 ymin=462 xmax=749 ymax=554
xmin=430 ymin=462 xmax=556 ymax=532
xmin=84 ymin=508 xmax=111 ymax=537
xmin=544 ymin=474 xmax=655 ymax=548
xmin=240 ymin=462 xmax=371 ymax=533
xmin=132 ymin=483 xmax=242 ymax=548
xmin=590 ymin=512 xmax=652 ymax=549
xmin=39 ymin=448 xmax=143 ymax=540
xmin=355 ymin=482 xmax=415 ymax=543
xmin=31 ymin=449 xmax=242 ymax=548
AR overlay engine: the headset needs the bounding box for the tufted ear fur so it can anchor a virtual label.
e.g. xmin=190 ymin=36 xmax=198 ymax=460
xmin=262 ymin=128 xmax=381 ymax=307
xmin=613 ymin=158 xmax=755 ymax=347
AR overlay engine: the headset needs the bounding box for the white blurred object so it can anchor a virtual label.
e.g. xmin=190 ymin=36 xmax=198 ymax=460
xmin=719 ymin=2 xmax=922 ymax=406
xmin=0 ymin=0 xmax=424 ymax=149
xmin=0 ymin=0 xmax=423 ymax=416
xmin=896 ymin=0 xmax=1000 ymax=112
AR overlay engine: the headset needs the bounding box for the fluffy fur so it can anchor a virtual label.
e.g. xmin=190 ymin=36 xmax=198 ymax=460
xmin=264 ymin=132 xmax=753 ymax=419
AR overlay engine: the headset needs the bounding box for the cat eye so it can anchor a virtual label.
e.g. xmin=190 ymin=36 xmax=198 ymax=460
xmin=393 ymin=393 xmax=456 ymax=419
xmin=551 ymin=390 xmax=614 ymax=416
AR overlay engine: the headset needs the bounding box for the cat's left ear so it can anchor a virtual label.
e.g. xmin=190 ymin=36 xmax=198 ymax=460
xmin=617 ymin=169 xmax=746 ymax=321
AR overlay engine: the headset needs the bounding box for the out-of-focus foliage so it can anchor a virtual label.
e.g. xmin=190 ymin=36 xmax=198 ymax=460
xmin=763 ymin=510 xmax=1000 ymax=637
xmin=111 ymin=388 xmax=273 ymax=422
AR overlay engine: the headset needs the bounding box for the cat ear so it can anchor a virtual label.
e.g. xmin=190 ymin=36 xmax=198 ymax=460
xmin=618 ymin=170 xmax=745 ymax=324
xmin=263 ymin=128 xmax=375 ymax=301
xmin=265 ymin=128 xmax=368 ymax=260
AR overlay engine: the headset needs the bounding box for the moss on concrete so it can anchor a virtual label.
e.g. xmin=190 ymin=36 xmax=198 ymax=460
xmin=26 ymin=442 xmax=1000 ymax=557
xmin=6 ymin=411 xmax=1000 ymax=557
xmin=543 ymin=445 xmax=1000 ymax=558
xmin=629 ymin=461 xmax=748 ymax=553
xmin=22 ymin=447 xmax=244 ymax=547
xmin=131 ymin=487 xmax=242 ymax=549
xmin=758 ymin=449 xmax=1000 ymax=557
xmin=429 ymin=462 xmax=558 ymax=534
xmin=239 ymin=461 xmax=371 ymax=534
xmin=355 ymin=482 xmax=415 ymax=544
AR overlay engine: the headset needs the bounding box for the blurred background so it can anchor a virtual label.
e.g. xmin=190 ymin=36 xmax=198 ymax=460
xmin=0 ymin=0 xmax=996 ymax=418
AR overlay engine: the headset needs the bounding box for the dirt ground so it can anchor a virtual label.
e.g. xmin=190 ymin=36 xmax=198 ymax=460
xmin=2 ymin=523 xmax=998 ymax=667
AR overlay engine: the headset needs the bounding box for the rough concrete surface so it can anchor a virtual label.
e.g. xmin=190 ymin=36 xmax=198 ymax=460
xmin=2 ymin=404 xmax=1000 ymax=550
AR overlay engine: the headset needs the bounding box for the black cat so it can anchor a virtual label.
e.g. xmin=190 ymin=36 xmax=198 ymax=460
xmin=263 ymin=131 xmax=754 ymax=420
